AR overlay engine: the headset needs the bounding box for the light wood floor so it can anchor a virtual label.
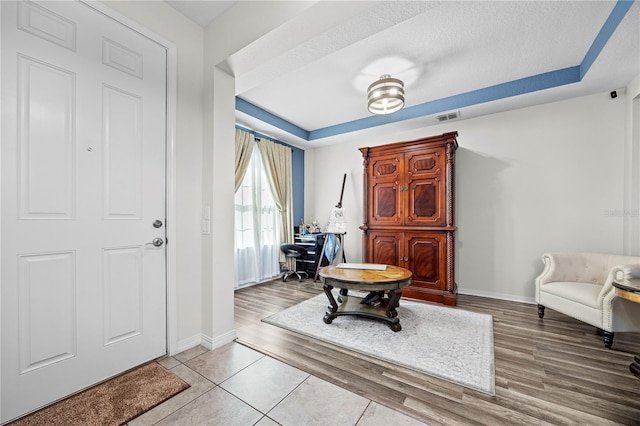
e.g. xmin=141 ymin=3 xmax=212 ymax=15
xmin=234 ymin=279 xmax=640 ymax=426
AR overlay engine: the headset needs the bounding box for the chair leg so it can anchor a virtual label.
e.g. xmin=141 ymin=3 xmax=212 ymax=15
xmin=603 ymin=331 xmax=614 ymax=349
xmin=282 ymin=270 xmax=294 ymax=282
xmin=537 ymin=304 xmax=545 ymax=319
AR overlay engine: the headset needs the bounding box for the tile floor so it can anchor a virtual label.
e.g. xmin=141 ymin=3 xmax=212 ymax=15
xmin=128 ymin=342 xmax=427 ymax=426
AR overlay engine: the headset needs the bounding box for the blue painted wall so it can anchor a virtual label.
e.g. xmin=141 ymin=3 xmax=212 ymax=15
xmin=290 ymin=146 xmax=304 ymax=227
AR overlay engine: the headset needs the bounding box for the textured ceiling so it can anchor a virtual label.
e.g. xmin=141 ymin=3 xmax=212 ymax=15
xmin=165 ymin=0 xmax=235 ymax=27
xmin=167 ymin=1 xmax=640 ymax=148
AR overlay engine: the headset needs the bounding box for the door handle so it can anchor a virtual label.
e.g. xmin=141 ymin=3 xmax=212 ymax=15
xmin=147 ymin=238 xmax=164 ymax=247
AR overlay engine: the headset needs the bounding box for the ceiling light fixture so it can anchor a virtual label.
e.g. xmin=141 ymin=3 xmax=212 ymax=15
xmin=367 ymin=74 xmax=405 ymax=115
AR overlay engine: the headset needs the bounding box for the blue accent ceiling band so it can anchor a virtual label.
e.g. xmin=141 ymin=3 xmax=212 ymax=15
xmin=236 ymin=0 xmax=634 ymax=141
xmin=236 ymin=97 xmax=309 ymax=141
xmin=580 ymin=0 xmax=634 ymax=79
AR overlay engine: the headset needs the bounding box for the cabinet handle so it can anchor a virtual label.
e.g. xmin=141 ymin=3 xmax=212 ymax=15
xmin=404 ymin=256 xmax=409 ymax=261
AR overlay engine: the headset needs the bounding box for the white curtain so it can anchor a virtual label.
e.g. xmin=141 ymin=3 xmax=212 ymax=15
xmin=256 ymin=138 xmax=294 ymax=266
xmin=234 ymin=147 xmax=280 ymax=287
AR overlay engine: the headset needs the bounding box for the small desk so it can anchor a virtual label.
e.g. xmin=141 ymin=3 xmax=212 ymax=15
xmin=612 ymin=278 xmax=640 ymax=379
xmin=319 ymin=264 xmax=412 ymax=332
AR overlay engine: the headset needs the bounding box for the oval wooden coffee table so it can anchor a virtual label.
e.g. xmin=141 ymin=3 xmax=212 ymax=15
xmin=319 ymin=264 xmax=412 ymax=332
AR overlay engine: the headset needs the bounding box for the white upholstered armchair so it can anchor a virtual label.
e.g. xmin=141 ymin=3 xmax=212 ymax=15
xmin=535 ymin=252 xmax=640 ymax=348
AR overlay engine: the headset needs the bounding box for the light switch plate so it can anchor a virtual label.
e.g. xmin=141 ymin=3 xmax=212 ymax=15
xmin=201 ymin=220 xmax=211 ymax=234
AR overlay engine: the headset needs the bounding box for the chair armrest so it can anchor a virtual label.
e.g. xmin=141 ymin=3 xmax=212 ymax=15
xmin=536 ymin=253 xmax=560 ymax=287
xmin=597 ymin=265 xmax=627 ymax=308
xmin=620 ymin=263 xmax=640 ymax=280
xmin=596 ymin=263 xmax=640 ymax=307
xmin=536 ymin=254 xmax=578 ymax=302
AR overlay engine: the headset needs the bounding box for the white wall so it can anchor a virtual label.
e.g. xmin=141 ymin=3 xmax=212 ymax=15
xmin=101 ymin=2 xmax=204 ymax=347
xmin=624 ymin=74 xmax=640 ymax=255
xmin=200 ymin=1 xmax=317 ymax=348
xmin=307 ymin=92 xmax=628 ymax=302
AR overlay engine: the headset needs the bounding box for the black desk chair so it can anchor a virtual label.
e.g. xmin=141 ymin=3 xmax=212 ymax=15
xmin=280 ymin=243 xmax=309 ymax=282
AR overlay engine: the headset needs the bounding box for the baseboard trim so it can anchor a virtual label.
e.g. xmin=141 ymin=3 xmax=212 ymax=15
xmin=174 ymin=334 xmax=202 ymax=355
xmin=458 ymin=288 xmax=536 ymax=305
xmin=173 ymin=330 xmax=236 ymax=355
xmin=200 ymin=330 xmax=237 ymax=351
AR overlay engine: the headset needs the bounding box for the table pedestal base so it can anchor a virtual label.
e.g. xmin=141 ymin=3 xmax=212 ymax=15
xmin=631 ymin=356 xmax=640 ymax=379
xmin=323 ymin=284 xmax=403 ymax=332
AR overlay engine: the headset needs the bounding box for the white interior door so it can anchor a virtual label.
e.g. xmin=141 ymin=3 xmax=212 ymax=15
xmin=1 ymin=1 xmax=168 ymax=422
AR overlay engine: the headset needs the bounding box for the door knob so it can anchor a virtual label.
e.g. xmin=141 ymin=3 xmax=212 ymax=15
xmin=147 ymin=238 xmax=164 ymax=247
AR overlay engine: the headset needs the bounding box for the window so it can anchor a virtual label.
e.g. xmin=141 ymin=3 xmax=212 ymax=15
xmin=234 ymin=147 xmax=280 ymax=287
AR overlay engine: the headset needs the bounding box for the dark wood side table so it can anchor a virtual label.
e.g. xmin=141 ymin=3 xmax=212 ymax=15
xmin=319 ymin=264 xmax=412 ymax=332
xmin=612 ymin=278 xmax=640 ymax=379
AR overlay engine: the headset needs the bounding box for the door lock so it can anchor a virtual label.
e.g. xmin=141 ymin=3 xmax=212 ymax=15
xmin=153 ymin=220 xmax=163 ymax=228
xmin=147 ymin=238 xmax=164 ymax=247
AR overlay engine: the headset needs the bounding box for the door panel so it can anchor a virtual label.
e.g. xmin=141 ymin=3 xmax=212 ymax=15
xmin=368 ymin=232 xmax=401 ymax=266
xmin=406 ymin=232 xmax=446 ymax=290
xmin=405 ymin=150 xmax=445 ymax=225
xmin=102 ymin=85 xmax=143 ymax=219
xmin=102 ymin=247 xmax=143 ymax=345
xmin=18 ymin=252 xmax=76 ymax=373
xmin=405 ymin=177 xmax=445 ymax=225
xmin=371 ymin=182 xmax=401 ymax=223
xmin=406 ymin=149 xmax=442 ymax=178
xmin=2 ymin=1 xmax=167 ymax=421
xmin=18 ymin=55 xmax=76 ymax=219
xmin=368 ymin=154 xmax=403 ymax=225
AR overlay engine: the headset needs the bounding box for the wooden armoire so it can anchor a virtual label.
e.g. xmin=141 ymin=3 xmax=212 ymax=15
xmin=359 ymin=132 xmax=458 ymax=306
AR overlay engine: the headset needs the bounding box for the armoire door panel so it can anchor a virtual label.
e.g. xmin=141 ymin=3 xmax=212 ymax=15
xmin=406 ymin=178 xmax=445 ymax=225
xmin=368 ymin=154 xmax=403 ymax=225
xmin=369 ymin=153 xmax=402 ymax=182
xmin=406 ymin=233 xmax=446 ymax=290
xmin=370 ymin=182 xmax=401 ymax=224
xmin=368 ymin=232 xmax=401 ymax=266
xmin=406 ymin=149 xmax=443 ymax=178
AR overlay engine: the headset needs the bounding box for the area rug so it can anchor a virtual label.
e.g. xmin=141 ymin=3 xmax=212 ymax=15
xmin=263 ymin=291 xmax=495 ymax=395
xmin=9 ymin=361 xmax=190 ymax=426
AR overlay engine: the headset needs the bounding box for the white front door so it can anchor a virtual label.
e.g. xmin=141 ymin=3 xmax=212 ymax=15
xmin=1 ymin=1 xmax=168 ymax=421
